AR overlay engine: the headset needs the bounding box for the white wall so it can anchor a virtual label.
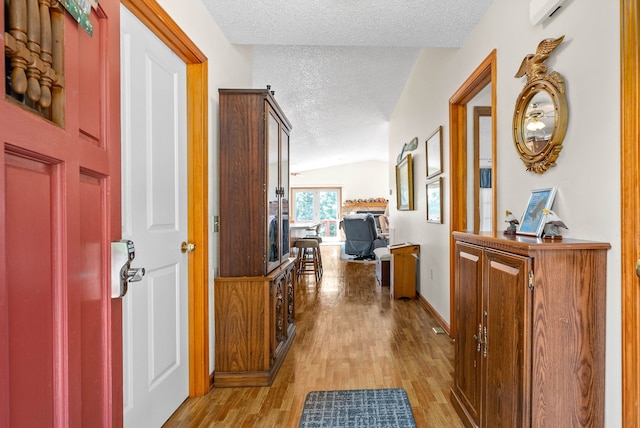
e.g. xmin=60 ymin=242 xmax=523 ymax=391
xmin=156 ymin=0 xmax=253 ymax=374
xmin=291 ymin=160 xmax=390 ymax=203
xmin=389 ymin=0 xmax=621 ymax=425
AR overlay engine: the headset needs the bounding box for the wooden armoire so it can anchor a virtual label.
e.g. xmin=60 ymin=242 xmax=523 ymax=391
xmin=214 ymin=88 xmax=296 ymax=387
xmin=451 ymin=231 xmax=609 ymax=427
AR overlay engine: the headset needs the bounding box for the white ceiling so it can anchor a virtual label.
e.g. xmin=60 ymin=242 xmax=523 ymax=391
xmin=201 ymin=0 xmax=493 ymax=172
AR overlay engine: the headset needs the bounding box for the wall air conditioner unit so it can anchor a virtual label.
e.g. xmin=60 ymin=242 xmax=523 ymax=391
xmin=530 ymin=0 xmax=565 ymax=26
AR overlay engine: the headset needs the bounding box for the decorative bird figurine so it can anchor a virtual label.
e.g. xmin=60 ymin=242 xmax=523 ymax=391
xmin=397 ymin=137 xmax=419 ymax=164
xmin=515 ymin=36 xmax=565 ymax=83
xmin=542 ymin=208 xmax=568 ymax=238
xmin=504 ymin=210 xmax=519 ymax=235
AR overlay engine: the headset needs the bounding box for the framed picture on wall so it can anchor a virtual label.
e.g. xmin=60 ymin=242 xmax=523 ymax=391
xmin=516 ymin=187 xmax=557 ymax=237
xmin=396 ymin=153 xmax=414 ymax=211
xmin=426 ymin=177 xmax=443 ymax=223
xmin=426 ymin=125 xmax=443 ymax=179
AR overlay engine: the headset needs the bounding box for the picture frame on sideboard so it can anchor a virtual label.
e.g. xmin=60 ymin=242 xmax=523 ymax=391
xmin=516 ymin=187 xmax=557 ymax=237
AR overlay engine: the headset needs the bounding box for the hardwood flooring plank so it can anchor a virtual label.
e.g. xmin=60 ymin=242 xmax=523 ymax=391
xmin=164 ymin=244 xmax=463 ymax=427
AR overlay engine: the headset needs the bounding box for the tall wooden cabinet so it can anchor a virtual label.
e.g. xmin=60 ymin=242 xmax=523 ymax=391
xmin=214 ymin=88 xmax=295 ymax=387
xmin=451 ymin=232 xmax=609 ymax=428
xmin=218 ymin=88 xmax=291 ymax=277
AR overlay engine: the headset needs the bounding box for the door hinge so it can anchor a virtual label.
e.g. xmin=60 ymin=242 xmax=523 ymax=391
xmin=528 ymin=270 xmax=534 ymax=290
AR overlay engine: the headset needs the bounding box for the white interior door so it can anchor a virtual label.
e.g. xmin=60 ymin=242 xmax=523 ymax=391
xmin=120 ymin=6 xmax=189 ymax=427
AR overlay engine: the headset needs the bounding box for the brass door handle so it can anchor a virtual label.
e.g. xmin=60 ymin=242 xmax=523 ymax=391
xmin=181 ymin=241 xmax=196 ymax=253
xmin=473 ymin=323 xmax=483 ymax=352
xmin=636 ymin=259 xmax=640 ymax=278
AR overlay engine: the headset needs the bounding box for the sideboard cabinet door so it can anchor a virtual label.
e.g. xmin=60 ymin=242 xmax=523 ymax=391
xmin=452 ymin=242 xmax=482 ymax=425
xmin=482 ymin=248 xmax=531 ymax=428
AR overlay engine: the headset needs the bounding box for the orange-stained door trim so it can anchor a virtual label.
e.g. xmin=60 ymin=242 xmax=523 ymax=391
xmin=620 ymin=0 xmax=640 ymax=425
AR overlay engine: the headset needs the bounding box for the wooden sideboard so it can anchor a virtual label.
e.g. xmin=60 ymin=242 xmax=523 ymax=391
xmin=214 ymin=259 xmax=296 ymax=387
xmin=451 ymin=231 xmax=609 ymax=428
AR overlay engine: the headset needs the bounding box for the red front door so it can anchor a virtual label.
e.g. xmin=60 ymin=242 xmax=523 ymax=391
xmin=1 ymin=2 xmax=121 ymax=427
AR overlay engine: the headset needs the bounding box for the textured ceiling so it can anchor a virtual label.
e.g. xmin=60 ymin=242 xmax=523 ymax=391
xmin=201 ymin=0 xmax=492 ymax=172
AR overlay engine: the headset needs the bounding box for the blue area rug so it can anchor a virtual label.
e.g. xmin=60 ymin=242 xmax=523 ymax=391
xmin=299 ymin=388 xmax=417 ymax=428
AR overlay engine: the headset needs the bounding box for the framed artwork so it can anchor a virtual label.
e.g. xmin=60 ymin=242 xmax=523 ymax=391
xmin=426 ymin=125 xmax=443 ymax=178
xmin=517 ymin=187 xmax=557 ymax=237
xmin=396 ymin=153 xmax=414 ymax=211
xmin=426 ymin=177 xmax=443 ymax=223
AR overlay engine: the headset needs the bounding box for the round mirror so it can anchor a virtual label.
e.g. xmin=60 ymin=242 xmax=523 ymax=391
xmin=512 ymin=36 xmax=568 ymax=174
xmin=513 ymin=80 xmax=567 ymax=173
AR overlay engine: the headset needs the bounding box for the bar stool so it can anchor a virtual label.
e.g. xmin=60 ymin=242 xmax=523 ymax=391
xmin=294 ymin=238 xmax=322 ymax=282
xmin=302 ymin=226 xmax=323 ymax=277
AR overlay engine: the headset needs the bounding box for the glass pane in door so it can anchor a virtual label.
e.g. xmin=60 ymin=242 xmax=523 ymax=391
xmin=280 ymin=128 xmax=290 ymax=259
xmin=267 ymin=110 xmax=280 ymax=268
xmin=319 ymin=190 xmax=339 ymax=239
xmin=294 ymin=191 xmax=315 ymax=222
xmin=292 ymin=187 xmax=341 ymax=242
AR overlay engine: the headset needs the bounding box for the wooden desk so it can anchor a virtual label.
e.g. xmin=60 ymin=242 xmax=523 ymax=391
xmin=390 ymin=243 xmax=420 ymax=299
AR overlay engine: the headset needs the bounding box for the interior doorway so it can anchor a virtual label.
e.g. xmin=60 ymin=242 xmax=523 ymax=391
xmin=120 ymin=6 xmax=190 ymax=426
xmin=448 ymin=50 xmax=497 ymax=337
xmin=120 ymin=0 xmax=210 ymax=398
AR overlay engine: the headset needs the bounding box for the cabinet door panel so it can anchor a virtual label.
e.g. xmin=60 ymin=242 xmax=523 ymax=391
xmin=454 ymin=242 xmax=483 ymax=424
xmin=483 ymin=250 xmax=531 ymax=428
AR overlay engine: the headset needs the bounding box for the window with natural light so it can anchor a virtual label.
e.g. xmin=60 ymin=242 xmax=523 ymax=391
xmin=291 ymin=187 xmax=341 ymax=242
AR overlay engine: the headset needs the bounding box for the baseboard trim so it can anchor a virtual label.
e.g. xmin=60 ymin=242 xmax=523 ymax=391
xmin=417 ymin=292 xmax=451 ymax=337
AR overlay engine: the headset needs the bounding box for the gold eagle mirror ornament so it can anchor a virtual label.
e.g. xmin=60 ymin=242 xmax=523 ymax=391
xmin=513 ymin=36 xmax=568 ymax=174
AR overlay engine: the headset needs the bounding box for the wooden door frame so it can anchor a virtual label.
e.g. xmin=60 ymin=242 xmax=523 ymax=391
xmin=448 ymin=50 xmax=497 ymax=337
xmin=121 ymin=0 xmax=210 ymax=397
xmin=621 ymin=0 xmax=640 ymax=425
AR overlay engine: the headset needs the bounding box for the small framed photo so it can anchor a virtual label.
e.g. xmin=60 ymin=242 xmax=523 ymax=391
xmin=396 ymin=153 xmax=414 ymax=211
xmin=517 ymin=187 xmax=557 ymax=237
xmin=426 ymin=125 xmax=443 ymax=179
xmin=426 ymin=177 xmax=443 ymax=223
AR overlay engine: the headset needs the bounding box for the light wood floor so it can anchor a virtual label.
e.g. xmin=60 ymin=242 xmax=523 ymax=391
xmin=164 ymin=244 xmax=464 ymax=427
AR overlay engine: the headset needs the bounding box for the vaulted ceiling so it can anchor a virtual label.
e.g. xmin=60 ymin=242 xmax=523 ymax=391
xmin=201 ymin=0 xmax=493 ymax=172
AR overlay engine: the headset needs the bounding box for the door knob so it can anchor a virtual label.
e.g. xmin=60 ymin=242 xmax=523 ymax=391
xmin=636 ymin=258 xmax=640 ymax=278
xmin=181 ymin=241 xmax=196 ymax=253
